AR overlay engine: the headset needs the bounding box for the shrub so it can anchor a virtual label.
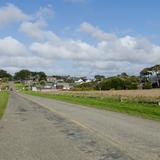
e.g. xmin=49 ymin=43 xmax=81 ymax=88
xmin=143 ymin=82 xmax=152 ymax=89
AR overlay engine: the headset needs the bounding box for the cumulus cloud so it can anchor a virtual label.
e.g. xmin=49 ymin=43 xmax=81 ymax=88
xmin=80 ymin=22 xmax=117 ymax=41
xmin=0 ymin=3 xmax=160 ymax=76
xmin=0 ymin=36 xmax=28 ymax=56
xmin=20 ymin=20 xmax=59 ymax=41
xmin=0 ymin=36 xmax=54 ymax=74
xmin=0 ymin=56 xmax=52 ymax=68
xmin=27 ymin=22 xmax=160 ymax=75
xmin=28 ymin=23 xmax=160 ymax=65
xmin=19 ymin=5 xmax=57 ymax=42
xmin=30 ymin=39 xmax=97 ymax=61
xmin=0 ymin=56 xmax=53 ymax=75
xmin=0 ymin=3 xmax=30 ymax=27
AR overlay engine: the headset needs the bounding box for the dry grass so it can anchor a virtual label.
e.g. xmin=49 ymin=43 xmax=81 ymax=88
xmin=43 ymin=89 xmax=160 ymax=100
xmin=39 ymin=89 xmax=160 ymax=105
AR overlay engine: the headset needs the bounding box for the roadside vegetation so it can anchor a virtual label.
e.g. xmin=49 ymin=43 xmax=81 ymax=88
xmin=0 ymin=91 xmax=9 ymax=119
xmin=23 ymin=90 xmax=160 ymax=120
xmin=15 ymin=82 xmax=25 ymax=91
xmin=75 ymin=73 xmax=140 ymax=91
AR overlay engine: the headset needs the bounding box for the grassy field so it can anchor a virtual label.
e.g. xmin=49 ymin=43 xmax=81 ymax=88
xmin=45 ymin=89 xmax=160 ymax=100
xmin=15 ymin=83 xmax=25 ymax=91
xmin=0 ymin=92 xmax=9 ymax=119
xmin=24 ymin=90 xmax=160 ymax=120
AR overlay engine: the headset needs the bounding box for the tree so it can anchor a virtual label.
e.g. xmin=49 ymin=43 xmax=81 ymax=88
xmin=0 ymin=69 xmax=12 ymax=80
xmin=39 ymin=80 xmax=45 ymax=86
xmin=140 ymin=64 xmax=160 ymax=88
xmin=94 ymin=75 xmax=105 ymax=81
xmin=120 ymin=72 xmax=128 ymax=77
xmin=143 ymin=81 xmax=152 ymax=89
xmin=100 ymin=77 xmax=125 ymax=90
xmin=37 ymin=72 xmax=47 ymax=81
xmin=14 ymin=70 xmax=47 ymax=81
xmin=14 ymin=70 xmax=31 ymax=81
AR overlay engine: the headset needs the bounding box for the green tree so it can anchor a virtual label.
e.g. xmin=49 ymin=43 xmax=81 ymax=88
xmin=100 ymin=77 xmax=125 ymax=90
xmin=143 ymin=81 xmax=152 ymax=89
xmin=39 ymin=80 xmax=46 ymax=86
xmin=14 ymin=70 xmax=31 ymax=81
xmin=94 ymin=75 xmax=105 ymax=81
xmin=37 ymin=72 xmax=47 ymax=81
xmin=0 ymin=69 xmax=12 ymax=80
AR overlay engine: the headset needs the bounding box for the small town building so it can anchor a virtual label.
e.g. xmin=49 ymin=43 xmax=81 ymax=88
xmin=75 ymin=79 xmax=84 ymax=85
xmin=47 ymin=76 xmax=57 ymax=82
xmin=32 ymin=86 xmax=38 ymax=92
xmin=44 ymin=82 xmax=55 ymax=89
xmin=56 ymin=82 xmax=72 ymax=90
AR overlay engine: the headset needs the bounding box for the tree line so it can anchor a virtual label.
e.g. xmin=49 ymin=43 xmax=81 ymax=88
xmin=1 ymin=64 xmax=160 ymax=90
xmin=75 ymin=73 xmax=140 ymax=90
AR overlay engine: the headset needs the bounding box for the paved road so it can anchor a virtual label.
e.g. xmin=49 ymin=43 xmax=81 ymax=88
xmin=0 ymin=92 xmax=160 ymax=160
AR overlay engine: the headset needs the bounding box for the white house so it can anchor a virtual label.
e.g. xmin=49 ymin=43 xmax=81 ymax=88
xmin=75 ymin=79 xmax=84 ymax=85
xmin=85 ymin=79 xmax=92 ymax=83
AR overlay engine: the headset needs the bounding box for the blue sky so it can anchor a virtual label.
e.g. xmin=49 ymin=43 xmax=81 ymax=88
xmin=0 ymin=0 xmax=160 ymax=76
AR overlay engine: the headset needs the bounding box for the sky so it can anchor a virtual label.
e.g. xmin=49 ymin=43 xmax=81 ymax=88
xmin=0 ymin=0 xmax=160 ymax=77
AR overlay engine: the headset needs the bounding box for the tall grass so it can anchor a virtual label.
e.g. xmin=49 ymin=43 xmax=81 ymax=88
xmin=0 ymin=92 xmax=9 ymax=119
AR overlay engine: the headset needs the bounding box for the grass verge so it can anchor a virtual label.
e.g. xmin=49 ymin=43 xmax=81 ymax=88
xmin=23 ymin=91 xmax=160 ymax=120
xmin=0 ymin=91 xmax=9 ymax=119
xmin=15 ymin=83 xmax=25 ymax=91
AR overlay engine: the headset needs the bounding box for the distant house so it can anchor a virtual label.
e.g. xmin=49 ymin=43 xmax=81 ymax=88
xmin=44 ymin=82 xmax=55 ymax=89
xmin=47 ymin=76 xmax=57 ymax=82
xmin=85 ymin=79 xmax=92 ymax=83
xmin=75 ymin=79 xmax=84 ymax=85
xmin=56 ymin=82 xmax=72 ymax=90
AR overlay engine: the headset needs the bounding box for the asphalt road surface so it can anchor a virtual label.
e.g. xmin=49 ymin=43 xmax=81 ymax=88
xmin=0 ymin=92 xmax=160 ymax=160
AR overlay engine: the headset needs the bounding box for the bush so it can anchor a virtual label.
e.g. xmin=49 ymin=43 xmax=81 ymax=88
xmin=101 ymin=77 xmax=125 ymax=90
xmin=143 ymin=82 xmax=152 ymax=89
xmin=75 ymin=75 xmax=139 ymax=91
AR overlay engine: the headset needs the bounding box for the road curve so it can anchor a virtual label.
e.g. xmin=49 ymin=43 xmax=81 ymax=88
xmin=0 ymin=92 xmax=160 ymax=160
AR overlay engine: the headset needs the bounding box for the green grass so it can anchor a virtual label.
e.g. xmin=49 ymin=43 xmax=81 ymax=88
xmin=0 ymin=91 xmax=9 ymax=119
xmin=15 ymin=83 xmax=25 ymax=90
xmin=23 ymin=91 xmax=160 ymax=120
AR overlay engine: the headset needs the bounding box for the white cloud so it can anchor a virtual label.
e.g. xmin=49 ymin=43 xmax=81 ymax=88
xmin=29 ymin=28 xmax=160 ymax=65
xmin=0 ymin=3 xmax=160 ymax=76
xmin=0 ymin=36 xmax=28 ymax=56
xmin=0 ymin=36 xmax=53 ymax=74
xmin=27 ymin=22 xmax=160 ymax=75
xmin=0 ymin=56 xmax=52 ymax=68
xmin=30 ymin=39 xmax=97 ymax=61
xmin=20 ymin=20 xmax=59 ymax=42
xmin=80 ymin=22 xmax=117 ymax=41
xmin=0 ymin=3 xmax=30 ymax=27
